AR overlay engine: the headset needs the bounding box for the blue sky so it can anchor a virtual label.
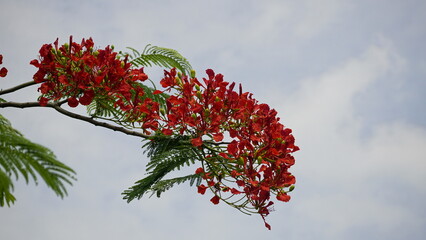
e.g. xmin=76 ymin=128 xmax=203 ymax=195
xmin=1 ymin=0 xmax=425 ymax=239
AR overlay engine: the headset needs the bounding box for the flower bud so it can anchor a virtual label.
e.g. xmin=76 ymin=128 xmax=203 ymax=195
xmin=176 ymin=76 xmax=182 ymax=86
xmin=190 ymin=69 xmax=196 ymax=78
xmin=63 ymin=43 xmax=69 ymax=49
xmin=196 ymin=90 xmax=202 ymax=99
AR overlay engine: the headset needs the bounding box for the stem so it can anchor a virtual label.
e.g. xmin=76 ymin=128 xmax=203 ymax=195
xmin=0 ymin=81 xmax=38 ymax=96
xmin=0 ymin=101 xmax=151 ymax=139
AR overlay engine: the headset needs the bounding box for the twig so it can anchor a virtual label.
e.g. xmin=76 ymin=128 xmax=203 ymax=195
xmin=0 ymin=101 xmax=151 ymax=139
xmin=0 ymin=81 xmax=38 ymax=96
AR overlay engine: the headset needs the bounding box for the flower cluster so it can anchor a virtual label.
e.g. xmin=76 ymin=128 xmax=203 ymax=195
xmin=30 ymin=37 xmax=164 ymax=132
xmin=30 ymin=37 xmax=148 ymax=107
xmin=0 ymin=55 xmax=7 ymax=78
xmin=30 ymin=37 xmax=298 ymax=230
xmin=157 ymin=68 xmax=299 ymax=229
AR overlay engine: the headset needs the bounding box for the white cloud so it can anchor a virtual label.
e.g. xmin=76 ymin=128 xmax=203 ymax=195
xmin=272 ymin=40 xmax=426 ymax=239
xmin=1 ymin=1 xmax=426 ymax=240
xmin=292 ymin=0 xmax=344 ymax=39
xmin=282 ymin=40 xmax=401 ymax=131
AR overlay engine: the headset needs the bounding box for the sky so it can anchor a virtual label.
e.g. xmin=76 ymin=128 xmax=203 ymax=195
xmin=0 ymin=0 xmax=425 ymax=239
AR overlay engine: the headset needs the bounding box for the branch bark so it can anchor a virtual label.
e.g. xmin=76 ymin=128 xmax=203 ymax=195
xmin=0 ymin=81 xmax=38 ymax=96
xmin=0 ymin=101 xmax=151 ymax=139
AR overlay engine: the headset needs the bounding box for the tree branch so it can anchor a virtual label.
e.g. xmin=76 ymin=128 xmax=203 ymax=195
xmin=0 ymin=81 xmax=38 ymax=96
xmin=0 ymin=101 xmax=151 ymax=139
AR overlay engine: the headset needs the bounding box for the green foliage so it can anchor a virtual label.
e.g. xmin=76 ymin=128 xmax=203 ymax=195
xmin=89 ymin=45 xmax=198 ymax=202
xmin=0 ymin=114 xmax=76 ymax=207
xmin=86 ymin=82 xmax=170 ymax=127
xmin=127 ymin=45 xmax=192 ymax=75
xmin=137 ymin=81 xmax=170 ymax=109
xmin=0 ymin=169 xmax=15 ymax=206
xmin=148 ymin=174 xmax=201 ymax=198
xmin=86 ymin=44 xmax=188 ymax=124
xmin=122 ymin=135 xmax=201 ymax=201
xmin=86 ymin=97 xmax=130 ymax=127
xmin=1 ymin=44 xmax=196 ymax=207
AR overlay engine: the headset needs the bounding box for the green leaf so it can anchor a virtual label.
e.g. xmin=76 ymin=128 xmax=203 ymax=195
xmin=0 ymin=169 xmax=15 ymax=207
xmin=148 ymin=174 xmax=202 ymax=198
xmin=127 ymin=45 xmax=192 ymax=75
xmin=122 ymin=135 xmax=200 ymax=202
xmin=0 ymin=114 xmax=76 ymax=207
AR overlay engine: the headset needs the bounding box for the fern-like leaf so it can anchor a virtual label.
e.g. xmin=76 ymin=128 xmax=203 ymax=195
xmin=128 ymin=45 xmax=192 ymax=74
xmin=122 ymin=135 xmax=200 ymax=202
xmin=0 ymin=114 xmax=76 ymax=206
xmin=148 ymin=174 xmax=202 ymax=198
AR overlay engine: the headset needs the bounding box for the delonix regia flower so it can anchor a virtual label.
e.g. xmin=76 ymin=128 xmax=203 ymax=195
xmin=0 ymin=55 xmax=7 ymax=77
xmin=29 ymin=37 xmax=299 ymax=230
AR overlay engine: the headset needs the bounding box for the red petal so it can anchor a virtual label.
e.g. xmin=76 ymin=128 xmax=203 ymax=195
xmin=79 ymin=90 xmax=95 ymax=105
xmin=191 ymin=137 xmax=203 ymax=147
xmin=230 ymin=188 xmax=242 ymax=194
xmin=67 ymin=97 xmax=79 ymax=108
xmin=161 ymin=129 xmax=173 ymax=135
xmin=210 ymin=195 xmax=220 ymax=205
xmin=230 ymin=170 xmax=242 ymax=178
xmin=227 ymin=140 xmax=238 ymax=156
xmin=205 ymin=69 xmax=215 ymax=79
xmin=264 ymin=222 xmax=271 ymax=230
xmin=277 ymin=193 xmax=291 ymax=202
xmin=236 ymin=180 xmax=245 ymax=187
xmin=213 ymin=133 xmax=224 ymax=142
xmin=29 ymin=59 xmax=40 ymax=67
xmin=0 ymin=67 xmax=7 ymax=77
xmin=39 ymin=97 xmax=49 ymax=106
xmin=195 ymin=167 xmax=204 ymax=175
xmin=197 ymin=184 xmax=208 ymax=195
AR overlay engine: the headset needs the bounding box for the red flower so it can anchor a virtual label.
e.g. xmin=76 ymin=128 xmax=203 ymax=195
xmin=39 ymin=44 xmax=52 ymax=57
xmin=191 ymin=137 xmax=203 ymax=147
xmin=230 ymin=188 xmax=242 ymax=194
xmin=213 ymin=133 xmax=224 ymax=142
xmin=197 ymin=184 xmax=208 ymax=195
xmin=28 ymin=38 xmax=300 ymax=230
xmin=236 ymin=180 xmax=245 ymax=187
xmin=160 ymin=68 xmax=176 ymax=88
xmin=0 ymin=55 xmax=7 ymax=78
xmin=230 ymin=170 xmax=242 ymax=178
xmin=39 ymin=97 xmax=49 ymax=106
xmin=0 ymin=67 xmax=7 ymax=77
xmin=67 ymin=97 xmax=79 ymax=108
xmin=29 ymin=59 xmax=40 ymax=67
xmin=264 ymin=222 xmax=271 ymax=230
xmin=195 ymin=167 xmax=204 ymax=175
xmin=79 ymin=90 xmax=95 ymax=105
xmin=210 ymin=195 xmax=220 ymax=205
xmin=276 ymin=193 xmax=291 ymax=202
xmin=205 ymin=69 xmax=215 ymax=79
xmin=161 ymin=129 xmax=173 ymax=135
